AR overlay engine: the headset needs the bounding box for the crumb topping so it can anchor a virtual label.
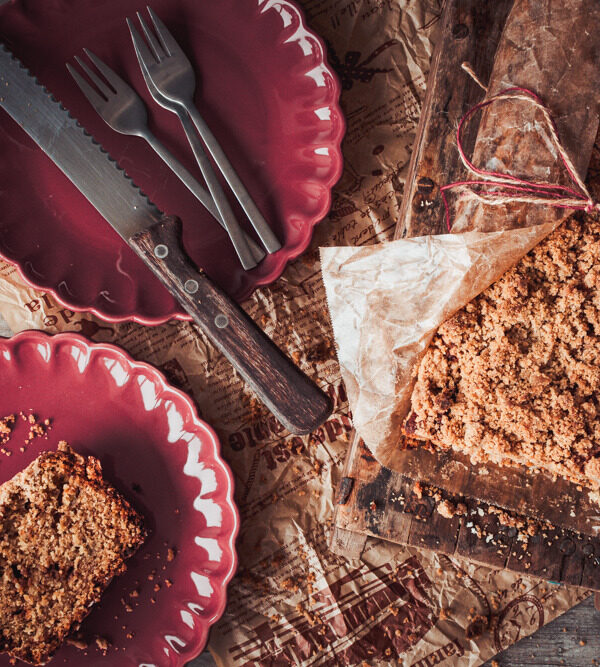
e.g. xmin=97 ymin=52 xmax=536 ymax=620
xmin=405 ymin=215 xmax=600 ymax=488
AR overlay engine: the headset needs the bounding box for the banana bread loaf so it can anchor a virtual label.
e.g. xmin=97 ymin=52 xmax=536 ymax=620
xmin=0 ymin=441 xmax=146 ymax=665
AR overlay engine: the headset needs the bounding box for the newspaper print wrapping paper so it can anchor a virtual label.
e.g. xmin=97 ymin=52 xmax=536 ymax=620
xmin=321 ymin=0 xmax=600 ymax=469
xmin=0 ymin=0 xmax=591 ymax=665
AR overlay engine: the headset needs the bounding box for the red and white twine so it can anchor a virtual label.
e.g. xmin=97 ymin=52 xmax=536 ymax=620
xmin=440 ymin=86 xmax=599 ymax=232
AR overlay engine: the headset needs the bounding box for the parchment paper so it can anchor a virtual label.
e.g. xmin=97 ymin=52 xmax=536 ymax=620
xmin=0 ymin=0 xmax=592 ymax=665
xmin=322 ymin=0 xmax=600 ymax=470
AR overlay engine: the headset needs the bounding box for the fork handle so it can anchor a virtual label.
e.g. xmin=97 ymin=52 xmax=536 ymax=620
xmin=142 ymin=131 xmax=218 ymax=217
xmin=142 ymin=131 xmax=263 ymax=266
xmin=130 ymin=215 xmax=332 ymax=434
xmin=175 ymin=110 xmax=265 ymax=265
xmin=184 ymin=104 xmax=282 ymax=254
xmin=146 ymin=128 xmax=256 ymax=271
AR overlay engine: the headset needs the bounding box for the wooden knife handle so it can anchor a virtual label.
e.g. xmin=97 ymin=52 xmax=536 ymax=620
xmin=130 ymin=215 xmax=332 ymax=434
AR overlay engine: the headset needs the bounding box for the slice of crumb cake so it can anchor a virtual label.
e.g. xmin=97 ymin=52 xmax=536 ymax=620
xmin=0 ymin=441 xmax=146 ymax=665
xmin=404 ymin=215 xmax=600 ymax=488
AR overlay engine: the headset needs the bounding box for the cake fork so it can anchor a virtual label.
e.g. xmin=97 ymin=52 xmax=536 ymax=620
xmin=67 ymin=49 xmax=261 ymax=270
xmin=127 ymin=7 xmax=282 ymax=255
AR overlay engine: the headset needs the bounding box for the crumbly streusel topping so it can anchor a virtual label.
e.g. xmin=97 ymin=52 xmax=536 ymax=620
xmin=405 ymin=215 xmax=600 ymax=488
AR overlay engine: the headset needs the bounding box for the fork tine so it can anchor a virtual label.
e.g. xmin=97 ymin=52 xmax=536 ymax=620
xmin=82 ymin=49 xmax=130 ymax=95
xmin=127 ymin=17 xmax=159 ymax=70
xmin=146 ymin=7 xmax=181 ymax=58
xmin=73 ymin=55 xmax=113 ymax=99
xmin=136 ymin=11 xmax=165 ymax=62
xmin=66 ymin=62 xmax=106 ymax=110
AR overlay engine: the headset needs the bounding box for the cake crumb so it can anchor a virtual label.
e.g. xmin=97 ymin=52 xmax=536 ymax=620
xmin=95 ymin=636 xmax=110 ymax=652
xmin=589 ymin=489 xmax=600 ymax=506
xmin=437 ymin=499 xmax=467 ymax=519
xmin=465 ymin=612 xmax=488 ymax=639
xmin=0 ymin=414 xmax=16 ymax=444
xmin=66 ymin=634 xmax=88 ymax=650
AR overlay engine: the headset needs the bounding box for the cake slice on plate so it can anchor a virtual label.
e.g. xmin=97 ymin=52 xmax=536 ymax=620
xmin=0 ymin=441 xmax=146 ymax=665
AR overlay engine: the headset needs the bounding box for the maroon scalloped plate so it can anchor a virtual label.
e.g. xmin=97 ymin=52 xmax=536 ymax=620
xmin=0 ymin=331 xmax=239 ymax=666
xmin=0 ymin=0 xmax=344 ymax=324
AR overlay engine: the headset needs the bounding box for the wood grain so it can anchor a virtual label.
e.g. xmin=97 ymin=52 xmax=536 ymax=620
xmin=482 ymin=597 xmax=600 ymax=666
xmin=396 ymin=0 xmax=514 ymax=239
xmin=331 ymin=0 xmax=600 ymax=592
xmin=332 ymin=434 xmax=600 ymax=590
xmin=391 ymin=447 xmax=600 ymax=537
xmin=130 ymin=215 xmax=332 ymax=435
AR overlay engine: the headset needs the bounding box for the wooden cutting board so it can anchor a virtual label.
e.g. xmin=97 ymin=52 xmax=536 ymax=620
xmin=330 ymin=0 xmax=600 ymax=591
xmin=332 ymin=433 xmax=600 ymax=590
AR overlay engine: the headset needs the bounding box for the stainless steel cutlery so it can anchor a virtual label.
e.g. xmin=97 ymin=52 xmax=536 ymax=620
xmin=128 ymin=7 xmax=282 ymax=255
xmin=1 ymin=43 xmax=332 ymax=433
xmin=67 ymin=6 xmax=282 ymax=269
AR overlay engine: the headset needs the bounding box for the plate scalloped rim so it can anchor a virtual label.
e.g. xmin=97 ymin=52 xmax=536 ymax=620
xmin=0 ymin=0 xmax=345 ymax=325
xmin=0 ymin=330 xmax=240 ymax=665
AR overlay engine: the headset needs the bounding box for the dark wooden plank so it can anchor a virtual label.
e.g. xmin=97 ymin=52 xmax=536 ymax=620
xmin=580 ymin=540 xmax=600 ymax=591
xmin=392 ymin=447 xmax=600 ymax=537
xmin=560 ymin=538 xmax=587 ymax=588
xmin=395 ymin=0 xmax=514 ymax=239
xmin=380 ymin=471 xmax=413 ymax=545
xmin=515 ymin=526 xmax=563 ymax=584
xmin=453 ymin=500 xmax=513 ymax=571
xmin=332 ymin=458 xmax=600 ymax=590
xmin=482 ymin=597 xmax=600 ymax=667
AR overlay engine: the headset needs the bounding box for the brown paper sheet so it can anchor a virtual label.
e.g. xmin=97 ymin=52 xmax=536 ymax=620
xmin=322 ymin=0 xmax=600 ymax=470
xmin=0 ymin=0 xmax=592 ymax=665
xmin=452 ymin=0 xmax=600 ymax=235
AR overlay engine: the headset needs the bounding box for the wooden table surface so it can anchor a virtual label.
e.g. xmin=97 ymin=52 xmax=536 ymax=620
xmin=0 ymin=313 xmax=597 ymax=664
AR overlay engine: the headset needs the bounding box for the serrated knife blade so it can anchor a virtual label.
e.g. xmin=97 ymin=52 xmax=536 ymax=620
xmin=0 ymin=44 xmax=332 ymax=435
xmin=0 ymin=43 xmax=161 ymax=239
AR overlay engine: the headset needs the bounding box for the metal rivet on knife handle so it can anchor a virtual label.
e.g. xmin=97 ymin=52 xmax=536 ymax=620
xmin=184 ymin=279 xmax=199 ymax=294
xmin=214 ymin=314 xmax=229 ymax=329
xmin=130 ymin=216 xmax=332 ymax=434
xmin=154 ymin=243 xmax=169 ymax=258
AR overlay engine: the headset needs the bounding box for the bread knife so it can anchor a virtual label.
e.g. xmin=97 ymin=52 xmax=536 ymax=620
xmin=0 ymin=44 xmax=332 ymax=434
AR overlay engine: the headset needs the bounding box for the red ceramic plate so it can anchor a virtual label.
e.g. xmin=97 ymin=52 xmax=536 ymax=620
xmin=0 ymin=0 xmax=344 ymax=324
xmin=0 ymin=331 xmax=239 ymax=666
